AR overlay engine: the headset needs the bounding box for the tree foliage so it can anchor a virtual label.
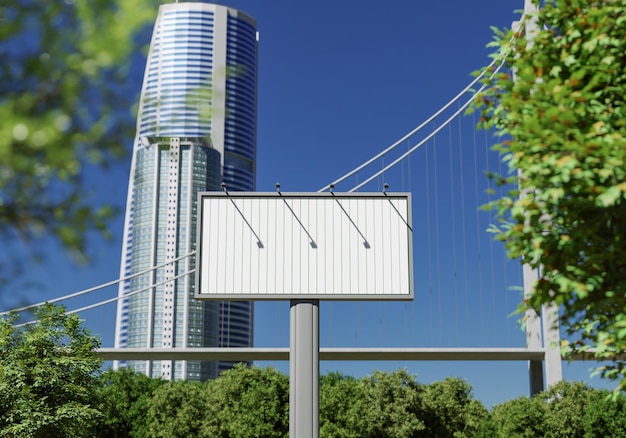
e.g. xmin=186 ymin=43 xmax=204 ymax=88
xmin=320 ymin=370 xmax=489 ymax=438
xmin=581 ymin=383 xmax=626 ymax=437
xmin=6 ymin=322 xmax=625 ymax=438
xmin=423 ymin=377 xmax=491 ymax=437
xmin=473 ymin=0 xmax=626 ymax=389
xmin=203 ymin=364 xmax=289 ymax=437
xmin=320 ymin=370 xmax=427 ymax=437
xmin=97 ymin=368 xmax=166 ymax=438
xmin=541 ymin=380 xmax=591 ymax=438
xmin=491 ymin=381 xmax=626 ymax=438
xmin=7 ymin=307 xmax=622 ymax=438
xmin=359 ymin=370 xmax=430 ymax=437
xmin=491 ymin=395 xmax=548 ymax=437
xmin=320 ymin=372 xmax=371 ymax=437
xmin=144 ymin=381 xmax=208 ymax=438
xmin=0 ymin=0 xmax=154 ymax=255
xmin=0 ymin=304 xmax=102 ymax=437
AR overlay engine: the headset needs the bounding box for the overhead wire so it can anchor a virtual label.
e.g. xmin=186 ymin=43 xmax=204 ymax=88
xmin=448 ymin=119 xmax=460 ymax=342
xmin=425 ymin=140 xmax=434 ymax=344
xmin=318 ymin=57 xmax=501 ymax=192
xmin=485 ymin=126 xmax=498 ymax=345
xmin=13 ymin=269 xmax=196 ymax=328
xmin=459 ymin=103 xmax=472 ymax=341
xmin=406 ymin=140 xmax=416 ymax=346
xmin=9 ymin=56 xmax=506 ymax=349
xmin=432 ymin=123 xmax=444 ymax=343
xmin=346 ymin=64 xmax=503 ymax=193
xmin=497 ymin=131 xmax=511 ymax=340
xmin=1 ymin=252 xmax=196 ymax=316
xmin=312 ymin=50 xmax=506 ymax=350
xmin=472 ymin=110 xmax=486 ymax=341
xmin=328 ymin=65 xmax=504 ymax=345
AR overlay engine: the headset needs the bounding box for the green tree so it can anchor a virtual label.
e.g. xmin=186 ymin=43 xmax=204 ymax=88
xmin=582 ymin=386 xmax=626 ymax=438
xmin=491 ymin=395 xmax=546 ymax=438
xmin=542 ymin=380 xmax=591 ymax=438
xmin=474 ymin=0 xmax=626 ymax=389
xmin=358 ymin=369 xmax=428 ymax=438
xmin=0 ymin=0 xmax=154 ymax=272
xmin=97 ymin=368 xmax=166 ymax=438
xmin=491 ymin=381 xmax=626 ymax=437
xmin=0 ymin=303 xmax=102 ymax=437
xmin=202 ymin=364 xmax=289 ymax=438
xmin=145 ymin=381 xmax=208 ymax=438
xmin=321 ymin=371 xmax=491 ymax=438
xmin=320 ymin=372 xmax=371 ymax=437
xmin=541 ymin=380 xmax=626 ymax=438
xmin=423 ymin=377 xmax=490 ymax=438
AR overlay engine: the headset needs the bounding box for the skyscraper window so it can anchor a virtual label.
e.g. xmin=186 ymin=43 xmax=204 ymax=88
xmin=114 ymin=2 xmax=257 ymax=381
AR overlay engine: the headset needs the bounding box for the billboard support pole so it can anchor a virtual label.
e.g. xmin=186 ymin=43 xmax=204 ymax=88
xmin=289 ymin=300 xmax=320 ymax=438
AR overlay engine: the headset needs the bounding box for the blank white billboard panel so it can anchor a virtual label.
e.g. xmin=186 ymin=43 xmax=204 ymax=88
xmin=195 ymin=192 xmax=413 ymax=300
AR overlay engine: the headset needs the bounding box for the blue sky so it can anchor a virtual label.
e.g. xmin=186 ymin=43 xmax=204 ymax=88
xmin=3 ymin=0 xmax=614 ymax=407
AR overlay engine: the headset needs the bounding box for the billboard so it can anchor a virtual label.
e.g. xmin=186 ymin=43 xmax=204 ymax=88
xmin=195 ymin=192 xmax=413 ymax=300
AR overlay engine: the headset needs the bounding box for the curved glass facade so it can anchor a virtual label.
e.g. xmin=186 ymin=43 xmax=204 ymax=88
xmin=115 ymin=3 xmax=257 ymax=381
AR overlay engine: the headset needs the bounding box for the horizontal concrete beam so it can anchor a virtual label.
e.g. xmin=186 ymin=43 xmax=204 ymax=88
xmin=97 ymin=347 xmax=548 ymax=362
xmin=98 ymin=348 xmax=289 ymax=361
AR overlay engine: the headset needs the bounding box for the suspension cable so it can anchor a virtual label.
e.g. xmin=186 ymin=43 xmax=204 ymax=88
xmin=13 ymin=269 xmax=196 ymax=328
xmin=347 ymin=60 xmax=503 ymax=193
xmin=1 ymin=251 xmax=196 ymax=315
xmin=318 ymin=57 xmax=500 ymax=192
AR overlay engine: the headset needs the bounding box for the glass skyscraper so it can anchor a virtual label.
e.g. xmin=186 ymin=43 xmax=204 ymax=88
xmin=114 ymin=2 xmax=257 ymax=380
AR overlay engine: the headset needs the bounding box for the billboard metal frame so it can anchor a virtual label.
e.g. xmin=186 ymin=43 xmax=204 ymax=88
xmin=195 ymin=191 xmax=414 ymax=301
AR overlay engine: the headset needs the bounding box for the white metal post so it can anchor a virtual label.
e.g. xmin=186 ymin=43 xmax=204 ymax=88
xmin=290 ymin=300 xmax=320 ymax=438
